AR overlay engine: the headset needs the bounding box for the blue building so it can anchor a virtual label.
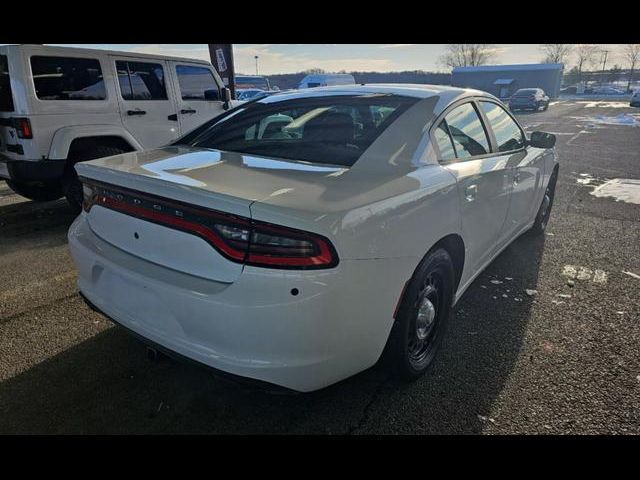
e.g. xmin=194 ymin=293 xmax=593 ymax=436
xmin=451 ymin=63 xmax=564 ymax=99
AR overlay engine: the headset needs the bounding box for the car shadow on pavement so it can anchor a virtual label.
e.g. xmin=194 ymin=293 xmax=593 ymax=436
xmin=0 ymin=195 xmax=77 ymax=253
xmin=0 ymin=231 xmax=547 ymax=434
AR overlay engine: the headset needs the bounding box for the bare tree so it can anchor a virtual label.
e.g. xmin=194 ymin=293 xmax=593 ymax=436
xmin=574 ymin=44 xmax=599 ymax=81
xmin=438 ymin=44 xmax=496 ymax=69
xmin=540 ymin=44 xmax=574 ymax=64
xmin=624 ymin=44 xmax=640 ymax=92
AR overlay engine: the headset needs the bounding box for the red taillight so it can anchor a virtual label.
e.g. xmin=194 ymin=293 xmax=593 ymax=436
xmin=13 ymin=118 xmax=33 ymax=139
xmin=81 ymin=180 xmax=339 ymax=270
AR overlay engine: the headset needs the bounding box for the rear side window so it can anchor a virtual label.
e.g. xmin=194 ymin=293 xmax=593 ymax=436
xmin=116 ymin=61 xmax=167 ymax=101
xmin=479 ymin=101 xmax=525 ymax=152
xmin=183 ymin=94 xmax=418 ymax=167
xmin=30 ymin=56 xmax=106 ymax=100
xmin=0 ymin=54 xmax=14 ymax=111
xmin=444 ymin=103 xmax=490 ymax=158
xmin=433 ymin=121 xmax=456 ymax=161
xmin=176 ymin=65 xmax=218 ymax=100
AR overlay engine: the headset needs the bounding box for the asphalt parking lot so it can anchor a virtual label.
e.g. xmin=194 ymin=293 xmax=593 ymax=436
xmin=1 ymin=99 xmax=639 ymax=434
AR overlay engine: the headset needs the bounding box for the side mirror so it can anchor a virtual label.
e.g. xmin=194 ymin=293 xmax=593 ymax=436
xmin=221 ymin=87 xmax=232 ymax=110
xmin=204 ymin=88 xmax=220 ymax=101
xmin=529 ymin=131 xmax=556 ymax=149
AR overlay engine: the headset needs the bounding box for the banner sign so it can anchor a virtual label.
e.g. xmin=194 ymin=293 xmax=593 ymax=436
xmin=208 ymin=44 xmax=236 ymax=99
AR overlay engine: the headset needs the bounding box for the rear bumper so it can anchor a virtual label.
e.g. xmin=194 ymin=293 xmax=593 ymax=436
xmin=68 ymin=214 xmax=415 ymax=392
xmin=0 ymin=155 xmax=65 ymax=182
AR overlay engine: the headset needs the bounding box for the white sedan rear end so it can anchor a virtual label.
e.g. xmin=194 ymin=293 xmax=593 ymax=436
xmin=68 ymin=85 xmax=559 ymax=392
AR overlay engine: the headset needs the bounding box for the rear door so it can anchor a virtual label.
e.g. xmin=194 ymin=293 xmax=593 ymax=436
xmin=167 ymin=61 xmax=227 ymax=135
xmin=112 ymin=57 xmax=179 ymax=148
xmin=432 ymin=100 xmax=513 ymax=278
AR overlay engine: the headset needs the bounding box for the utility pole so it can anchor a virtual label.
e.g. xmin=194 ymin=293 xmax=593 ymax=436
xmin=601 ymin=50 xmax=609 ymax=73
xmin=255 ymin=55 xmax=259 ymax=75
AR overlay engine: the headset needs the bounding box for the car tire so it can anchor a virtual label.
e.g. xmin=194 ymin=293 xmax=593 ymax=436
xmin=6 ymin=180 xmax=63 ymax=202
xmin=382 ymin=248 xmax=455 ymax=381
xmin=543 ymin=102 xmax=549 ymax=111
xmin=530 ymin=168 xmax=558 ymax=235
xmin=63 ymin=145 xmax=126 ymax=213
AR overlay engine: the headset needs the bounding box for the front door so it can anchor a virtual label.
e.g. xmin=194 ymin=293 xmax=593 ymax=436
xmin=477 ymin=101 xmax=544 ymax=243
xmin=167 ymin=62 xmax=227 ymax=136
xmin=112 ymin=57 xmax=180 ymax=148
xmin=433 ymin=101 xmax=513 ymax=279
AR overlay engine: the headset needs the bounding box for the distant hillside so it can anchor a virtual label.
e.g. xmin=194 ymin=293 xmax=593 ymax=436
xmin=265 ymin=70 xmax=451 ymax=90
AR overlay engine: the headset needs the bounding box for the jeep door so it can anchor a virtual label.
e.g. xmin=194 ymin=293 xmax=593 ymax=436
xmin=167 ymin=62 xmax=227 ymax=136
xmin=112 ymin=57 xmax=180 ymax=148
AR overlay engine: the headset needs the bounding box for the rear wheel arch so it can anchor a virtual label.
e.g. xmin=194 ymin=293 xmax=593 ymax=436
xmin=66 ymin=136 xmax=135 ymax=164
xmin=430 ymin=234 xmax=465 ymax=293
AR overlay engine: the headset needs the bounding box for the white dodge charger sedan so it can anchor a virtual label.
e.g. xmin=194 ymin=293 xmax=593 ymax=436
xmin=68 ymin=84 xmax=558 ymax=392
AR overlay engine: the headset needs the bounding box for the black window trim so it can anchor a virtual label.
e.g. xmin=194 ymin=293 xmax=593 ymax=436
xmin=430 ymin=98 xmax=494 ymax=165
xmin=29 ymin=54 xmax=108 ymax=102
xmin=175 ymin=64 xmax=221 ymax=101
xmin=430 ymin=96 xmax=527 ymax=165
xmin=116 ymin=59 xmax=168 ymax=102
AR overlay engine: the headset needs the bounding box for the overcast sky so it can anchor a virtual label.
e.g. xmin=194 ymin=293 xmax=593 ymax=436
xmin=39 ymin=44 xmax=630 ymax=74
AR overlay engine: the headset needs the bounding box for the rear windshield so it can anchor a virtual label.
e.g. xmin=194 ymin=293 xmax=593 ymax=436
xmin=0 ymin=54 xmax=14 ymax=111
xmin=178 ymin=94 xmax=418 ymax=167
xmin=236 ymin=76 xmax=270 ymax=90
xmin=514 ymin=89 xmax=537 ymax=96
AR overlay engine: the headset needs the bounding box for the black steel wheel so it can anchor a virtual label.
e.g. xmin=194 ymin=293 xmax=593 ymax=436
xmin=382 ymin=248 xmax=455 ymax=381
xmin=531 ymin=168 xmax=558 ymax=235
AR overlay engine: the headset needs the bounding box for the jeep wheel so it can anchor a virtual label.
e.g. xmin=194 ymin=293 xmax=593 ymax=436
xmin=6 ymin=180 xmax=63 ymax=202
xmin=63 ymin=145 xmax=126 ymax=213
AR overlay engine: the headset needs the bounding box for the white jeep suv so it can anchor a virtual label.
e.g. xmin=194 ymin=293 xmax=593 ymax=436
xmin=0 ymin=44 xmax=233 ymax=211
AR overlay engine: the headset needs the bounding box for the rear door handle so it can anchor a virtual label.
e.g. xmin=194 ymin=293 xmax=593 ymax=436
xmin=465 ymin=184 xmax=478 ymax=202
xmin=127 ymin=110 xmax=146 ymax=116
xmin=180 ymin=109 xmax=197 ymax=114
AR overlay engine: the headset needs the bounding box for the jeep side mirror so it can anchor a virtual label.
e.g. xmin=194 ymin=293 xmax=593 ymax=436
xmin=529 ymin=131 xmax=556 ymax=149
xmin=221 ymin=87 xmax=232 ymax=110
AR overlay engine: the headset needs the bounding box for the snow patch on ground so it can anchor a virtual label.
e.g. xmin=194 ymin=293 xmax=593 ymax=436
xmin=562 ymin=265 xmax=608 ymax=284
xmin=590 ymin=179 xmax=640 ymax=205
xmin=577 ymin=101 xmax=631 ymax=108
xmin=587 ymin=114 xmax=640 ymax=127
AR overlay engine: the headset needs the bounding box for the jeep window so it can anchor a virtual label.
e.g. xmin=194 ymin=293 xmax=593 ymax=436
xmin=30 ymin=56 xmax=106 ymax=100
xmin=0 ymin=54 xmax=14 ymax=111
xmin=116 ymin=61 xmax=167 ymax=101
xmin=176 ymin=65 xmax=218 ymax=100
xmin=181 ymin=94 xmax=418 ymax=167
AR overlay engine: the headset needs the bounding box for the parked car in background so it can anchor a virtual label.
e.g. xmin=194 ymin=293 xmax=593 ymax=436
xmin=235 ymin=75 xmax=271 ymax=92
xmin=631 ymin=90 xmax=640 ymax=107
xmin=0 ymin=44 xmax=233 ymax=211
xmin=69 ymin=84 xmax=559 ymax=392
xmin=560 ymin=86 xmax=577 ymax=95
xmin=236 ymin=89 xmax=274 ymax=101
xmin=298 ymin=73 xmax=356 ymax=89
xmin=592 ymin=86 xmax=625 ymax=95
xmin=508 ymin=88 xmax=549 ymax=111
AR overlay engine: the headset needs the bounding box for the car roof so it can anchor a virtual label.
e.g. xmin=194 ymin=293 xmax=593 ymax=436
xmin=3 ymin=44 xmax=211 ymax=66
xmin=257 ymin=83 xmax=491 ymax=104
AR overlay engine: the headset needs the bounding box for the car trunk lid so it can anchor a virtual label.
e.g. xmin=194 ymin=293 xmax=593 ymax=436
xmin=74 ymin=146 xmax=350 ymax=282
